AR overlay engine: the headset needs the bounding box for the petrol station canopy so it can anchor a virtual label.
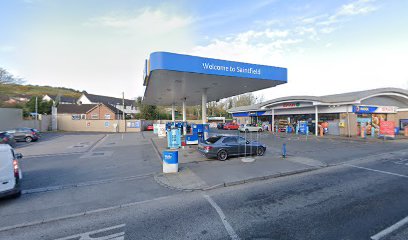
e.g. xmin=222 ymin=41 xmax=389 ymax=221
xmin=143 ymin=52 xmax=287 ymax=106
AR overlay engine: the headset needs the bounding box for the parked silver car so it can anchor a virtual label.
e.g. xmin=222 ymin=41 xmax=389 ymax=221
xmin=238 ymin=124 xmax=263 ymax=132
xmin=7 ymin=128 xmax=40 ymax=143
xmin=198 ymin=135 xmax=266 ymax=161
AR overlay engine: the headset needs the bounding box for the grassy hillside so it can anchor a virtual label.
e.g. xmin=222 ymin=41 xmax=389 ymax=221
xmin=0 ymin=84 xmax=82 ymax=99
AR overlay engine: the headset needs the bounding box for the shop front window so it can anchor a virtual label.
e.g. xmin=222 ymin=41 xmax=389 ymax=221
xmin=400 ymin=119 xmax=408 ymax=130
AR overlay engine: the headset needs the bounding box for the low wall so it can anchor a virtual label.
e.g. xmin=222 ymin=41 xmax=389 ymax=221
xmin=0 ymin=108 xmax=50 ymax=131
xmin=57 ymin=115 xmax=141 ymax=132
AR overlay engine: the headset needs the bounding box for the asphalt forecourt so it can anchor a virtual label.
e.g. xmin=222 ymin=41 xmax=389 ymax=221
xmin=152 ymin=128 xmax=408 ymax=192
xmin=0 ymin=131 xmax=407 ymax=239
xmin=0 ymin=132 xmax=174 ymax=229
xmin=0 ymin=148 xmax=407 ymax=240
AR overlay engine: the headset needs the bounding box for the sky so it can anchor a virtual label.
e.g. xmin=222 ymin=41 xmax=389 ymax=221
xmin=1 ymin=0 xmax=408 ymax=101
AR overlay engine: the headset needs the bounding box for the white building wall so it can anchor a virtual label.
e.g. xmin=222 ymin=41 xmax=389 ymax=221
xmin=77 ymin=94 xmax=92 ymax=104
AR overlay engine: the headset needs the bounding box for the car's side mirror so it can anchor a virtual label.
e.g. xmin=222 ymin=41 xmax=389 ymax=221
xmin=15 ymin=153 xmax=23 ymax=159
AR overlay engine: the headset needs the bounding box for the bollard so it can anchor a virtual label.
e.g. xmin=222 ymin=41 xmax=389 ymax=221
xmin=282 ymin=143 xmax=286 ymax=158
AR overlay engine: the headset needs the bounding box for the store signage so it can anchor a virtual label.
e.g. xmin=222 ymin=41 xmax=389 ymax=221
xmin=282 ymin=102 xmax=301 ymax=108
xmin=380 ymin=120 xmax=395 ymax=137
xmin=353 ymin=105 xmax=397 ymax=114
xmin=248 ymin=111 xmax=267 ymax=116
xmin=127 ymin=121 xmax=141 ymax=128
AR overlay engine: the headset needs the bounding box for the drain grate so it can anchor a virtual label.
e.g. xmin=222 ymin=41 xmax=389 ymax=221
xmin=107 ymin=142 xmax=116 ymax=145
xmin=73 ymin=145 xmax=84 ymax=148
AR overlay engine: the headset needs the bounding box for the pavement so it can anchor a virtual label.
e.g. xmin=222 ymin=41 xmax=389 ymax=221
xmin=1 ymin=130 xmax=408 ymax=239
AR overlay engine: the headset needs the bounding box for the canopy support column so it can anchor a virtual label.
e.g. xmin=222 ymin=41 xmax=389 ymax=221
xmin=182 ymin=98 xmax=187 ymax=134
xmin=171 ymin=104 xmax=175 ymax=122
xmin=272 ymin=109 xmax=275 ymax=132
xmin=202 ymin=89 xmax=207 ymax=124
xmin=315 ymin=105 xmax=319 ymax=136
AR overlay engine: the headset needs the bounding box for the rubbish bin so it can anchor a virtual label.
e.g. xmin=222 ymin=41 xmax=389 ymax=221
xmin=395 ymin=127 xmax=400 ymax=135
xmin=163 ymin=150 xmax=178 ymax=173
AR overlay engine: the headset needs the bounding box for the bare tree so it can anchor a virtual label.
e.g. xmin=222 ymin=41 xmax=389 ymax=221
xmin=225 ymin=93 xmax=264 ymax=109
xmin=0 ymin=67 xmax=24 ymax=84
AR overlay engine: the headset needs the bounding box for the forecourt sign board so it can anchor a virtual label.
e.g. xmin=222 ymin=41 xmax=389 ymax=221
xmin=143 ymin=52 xmax=287 ymax=106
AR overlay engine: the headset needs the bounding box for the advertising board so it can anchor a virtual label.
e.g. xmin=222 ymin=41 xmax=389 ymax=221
xmin=158 ymin=124 xmax=166 ymax=138
xmin=379 ymin=120 xmax=395 ymax=137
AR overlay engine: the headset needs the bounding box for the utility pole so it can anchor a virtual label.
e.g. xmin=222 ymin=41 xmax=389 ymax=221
xmin=122 ymin=92 xmax=125 ymax=120
xmin=35 ymin=96 xmax=38 ymax=120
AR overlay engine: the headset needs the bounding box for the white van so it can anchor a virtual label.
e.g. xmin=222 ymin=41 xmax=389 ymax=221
xmin=0 ymin=144 xmax=23 ymax=198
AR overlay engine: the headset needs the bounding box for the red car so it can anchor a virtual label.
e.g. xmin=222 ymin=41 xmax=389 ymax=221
xmin=146 ymin=125 xmax=154 ymax=131
xmin=223 ymin=122 xmax=239 ymax=130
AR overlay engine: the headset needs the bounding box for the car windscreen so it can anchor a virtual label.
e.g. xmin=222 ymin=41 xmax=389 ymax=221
xmin=206 ymin=136 xmax=222 ymax=144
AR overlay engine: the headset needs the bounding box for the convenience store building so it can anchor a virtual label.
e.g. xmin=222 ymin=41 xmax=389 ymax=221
xmin=228 ymin=88 xmax=408 ymax=136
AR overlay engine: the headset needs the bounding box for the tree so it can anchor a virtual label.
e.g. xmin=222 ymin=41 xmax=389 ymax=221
xmin=135 ymin=96 xmax=162 ymax=120
xmin=226 ymin=93 xmax=264 ymax=109
xmin=24 ymin=97 xmax=53 ymax=115
xmin=140 ymin=104 xmax=159 ymax=120
xmin=0 ymin=67 xmax=24 ymax=84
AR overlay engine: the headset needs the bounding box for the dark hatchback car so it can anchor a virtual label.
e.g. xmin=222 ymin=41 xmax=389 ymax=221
xmin=7 ymin=128 xmax=40 ymax=143
xmin=0 ymin=132 xmax=16 ymax=147
xmin=198 ymin=135 xmax=266 ymax=161
xmin=217 ymin=123 xmax=224 ymax=129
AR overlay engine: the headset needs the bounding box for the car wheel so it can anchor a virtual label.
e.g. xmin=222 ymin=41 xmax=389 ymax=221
xmin=256 ymin=147 xmax=265 ymax=156
xmin=11 ymin=191 xmax=21 ymax=198
xmin=258 ymin=128 xmax=263 ymax=132
xmin=217 ymin=150 xmax=228 ymax=161
xmin=245 ymin=129 xmax=249 ymax=133
xmin=25 ymin=136 xmax=33 ymax=143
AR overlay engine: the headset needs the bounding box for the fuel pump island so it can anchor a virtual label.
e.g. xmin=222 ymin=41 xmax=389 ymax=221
xmin=142 ymin=52 xmax=287 ymax=172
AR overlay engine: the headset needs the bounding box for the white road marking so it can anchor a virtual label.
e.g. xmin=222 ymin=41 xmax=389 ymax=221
xmin=203 ymin=194 xmax=240 ymax=240
xmin=54 ymin=224 xmax=125 ymax=240
xmin=344 ymin=164 xmax=408 ymax=178
xmin=0 ymin=195 xmax=173 ymax=232
xmin=22 ymin=173 xmax=154 ymax=194
xmin=371 ymin=216 xmax=408 ymax=240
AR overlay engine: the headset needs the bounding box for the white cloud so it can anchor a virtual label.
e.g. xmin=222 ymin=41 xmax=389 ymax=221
xmin=337 ymin=0 xmax=378 ymax=16
xmin=85 ymin=9 xmax=193 ymax=35
xmin=318 ymin=0 xmax=379 ymax=26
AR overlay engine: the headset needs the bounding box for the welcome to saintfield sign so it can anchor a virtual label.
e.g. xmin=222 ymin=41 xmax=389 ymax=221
xmin=202 ymin=62 xmax=261 ymax=75
xmin=146 ymin=52 xmax=287 ymax=82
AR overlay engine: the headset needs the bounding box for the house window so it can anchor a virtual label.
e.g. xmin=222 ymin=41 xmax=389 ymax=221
xmin=81 ymin=114 xmax=86 ymax=120
xmin=104 ymin=114 xmax=111 ymax=119
xmin=91 ymin=114 xmax=99 ymax=119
